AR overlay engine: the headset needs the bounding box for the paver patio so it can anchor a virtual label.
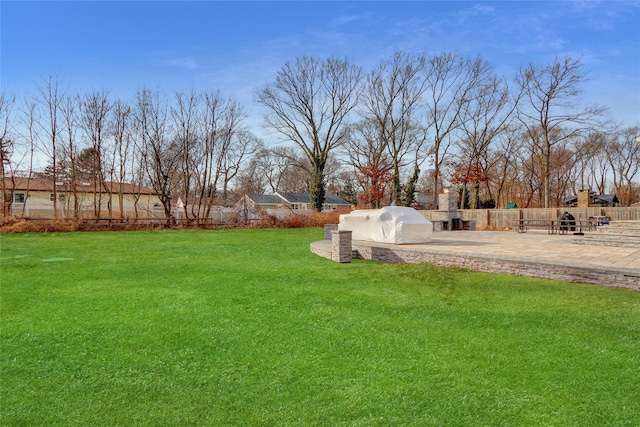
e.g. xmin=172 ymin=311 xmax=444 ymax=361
xmin=311 ymin=230 xmax=640 ymax=290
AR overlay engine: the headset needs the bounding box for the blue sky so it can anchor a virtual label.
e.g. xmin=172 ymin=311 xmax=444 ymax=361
xmin=2 ymin=1 xmax=639 ymax=128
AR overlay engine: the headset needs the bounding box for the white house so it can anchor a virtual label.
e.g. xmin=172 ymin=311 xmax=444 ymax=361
xmin=3 ymin=177 xmax=163 ymax=219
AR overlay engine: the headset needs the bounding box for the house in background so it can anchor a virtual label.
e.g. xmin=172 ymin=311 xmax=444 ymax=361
xmin=236 ymin=194 xmax=285 ymax=210
xmin=563 ymin=189 xmax=620 ymax=208
xmin=234 ymin=191 xmax=351 ymax=222
xmin=237 ymin=191 xmax=351 ymax=212
xmin=2 ymin=177 xmax=162 ymax=219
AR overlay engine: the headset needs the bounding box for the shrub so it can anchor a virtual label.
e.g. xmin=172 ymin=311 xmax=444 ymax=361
xmin=248 ymin=208 xmax=351 ymax=229
xmin=0 ymin=218 xmax=80 ymax=233
xmin=0 ymin=208 xmax=353 ymax=233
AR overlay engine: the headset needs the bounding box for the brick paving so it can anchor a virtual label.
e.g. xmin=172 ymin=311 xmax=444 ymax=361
xmin=310 ymin=230 xmax=640 ymax=290
xmin=426 ymin=230 xmax=640 ymax=271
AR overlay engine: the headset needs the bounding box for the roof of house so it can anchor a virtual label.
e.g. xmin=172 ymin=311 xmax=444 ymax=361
xmin=247 ymin=194 xmax=284 ymax=204
xmin=595 ymin=194 xmax=620 ymax=204
xmin=323 ymin=194 xmax=351 ymax=205
xmin=276 ymin=191 xmax=350 ymax=205
xmin=3 ymin=177 xmax=158 ymax=195
xmin=276 ymin=192 xmax=310 ymax=203
xmin=563 ymin=193 xmax=619 ymax=205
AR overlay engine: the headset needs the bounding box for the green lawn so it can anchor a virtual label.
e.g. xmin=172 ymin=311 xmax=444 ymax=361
xmin=1 ymin=229 xmax=639 ymax=426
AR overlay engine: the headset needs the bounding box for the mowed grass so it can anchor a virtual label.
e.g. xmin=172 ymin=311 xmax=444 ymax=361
xmin=1 ymin=229 xmax=639 ymax=426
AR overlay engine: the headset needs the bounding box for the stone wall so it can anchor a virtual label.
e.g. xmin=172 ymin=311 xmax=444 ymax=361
xmin=324 ymin=224 xmax=338 ymax=240
xmin=330 ymin=230 xmax=352 ymax=263
xmin=310 ymin=237 xmax=639 ymax=290
xmin=351 ymin=243 xmax=638 ymax=290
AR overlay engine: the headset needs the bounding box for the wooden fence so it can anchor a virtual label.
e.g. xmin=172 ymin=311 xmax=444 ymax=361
xmin=5 ymin=206 xmax=639 ymax=231
xmin=449 ymin=207 xmax=640 ymax=229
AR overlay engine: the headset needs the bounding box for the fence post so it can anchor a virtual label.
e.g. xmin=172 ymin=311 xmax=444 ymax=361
xmin=324 ymin=224 xmax=338 ymax=240
xmin=331 ymin=230 xmax=352 ymax=263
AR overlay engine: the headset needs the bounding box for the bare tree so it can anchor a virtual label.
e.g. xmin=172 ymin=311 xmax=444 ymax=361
xmin=134 ymin=88 xmax=179 ymax=223
xmin=256 ymin=56 xmax=362 ymax=211
xmin=0 ymin=93 xmax=16 ymax=216
xmin=607 ymin=126 xmax=640 ymax=205
xmin=549 ymin=144 xmax=578 ymax=206
xmin=172 ymin=89 xmax=200 ymax=219
xmin=127 ymin=138 xmax=146 ymax=219
xmin=359 ymin=51 xmax=427 ymax=205
xmin=423 ymin=53 xmax=495 ymax=208
xmin=233 ymin=153 xmax=267 ymax=198
xmin=513 ymin=126 xmax=546 ymax=208
xmin=322 ymin=153 xmax=349 ymax=199
xmin=455 ymin=67 xmax=518 ymax=208
xmin=570 ymin=131 xmax=609 ymax=195
xmin=345 ymin=119 xmax=393 ymax=208
xmin=253 ymin=146 xmax=308 ymax=194
xmin=191 ymin=90 xmax=223 ymax=220
xmin=17 ymin=99 xmax=39 ymax=217
xmin=79 ymin=88 xmax=112 ymax=217
xmin=252 ymin=148 xmax=282 ymax=193
xmin=60 ymin=94 xmax=81 ymax=219
xmin=111 ymin=98 xmax=132 ymax=218
xmin=34 ymin=74 xmax=64 ymax=218
xmin=198 ymin=92 xmax=248 ymax=219
xmin=209 ymin=99 xmax=246 ymax=205
xmin=586 ymin=138 xmax=611 ymax=195
xmin=483 ymin=125 xmax=521 ymax=208
xmin=219 ymin=130 xmax=261 ymax=203
xmin=515 ymin=55 xmax=606 ymax=207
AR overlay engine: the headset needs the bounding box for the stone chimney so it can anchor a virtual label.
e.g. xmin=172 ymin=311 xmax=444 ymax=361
xmin=577 ymin=189 xmax=591 ymax=208
xmin=438 ymin=192 xmax=458 ymax=211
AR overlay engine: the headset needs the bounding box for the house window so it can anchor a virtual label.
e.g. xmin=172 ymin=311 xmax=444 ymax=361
xmin=49 ymin=193 xmax=66 ymax=202
xmin=13 ymin=193 xmax=25 ymax=204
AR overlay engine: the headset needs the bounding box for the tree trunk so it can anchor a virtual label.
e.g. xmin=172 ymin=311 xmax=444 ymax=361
xmin=309 ymin=165 xmax=325 ymax=211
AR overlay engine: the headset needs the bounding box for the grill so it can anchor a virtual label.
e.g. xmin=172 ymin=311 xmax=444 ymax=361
xmin=558 ymin=212 xmax=576 ymax=233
